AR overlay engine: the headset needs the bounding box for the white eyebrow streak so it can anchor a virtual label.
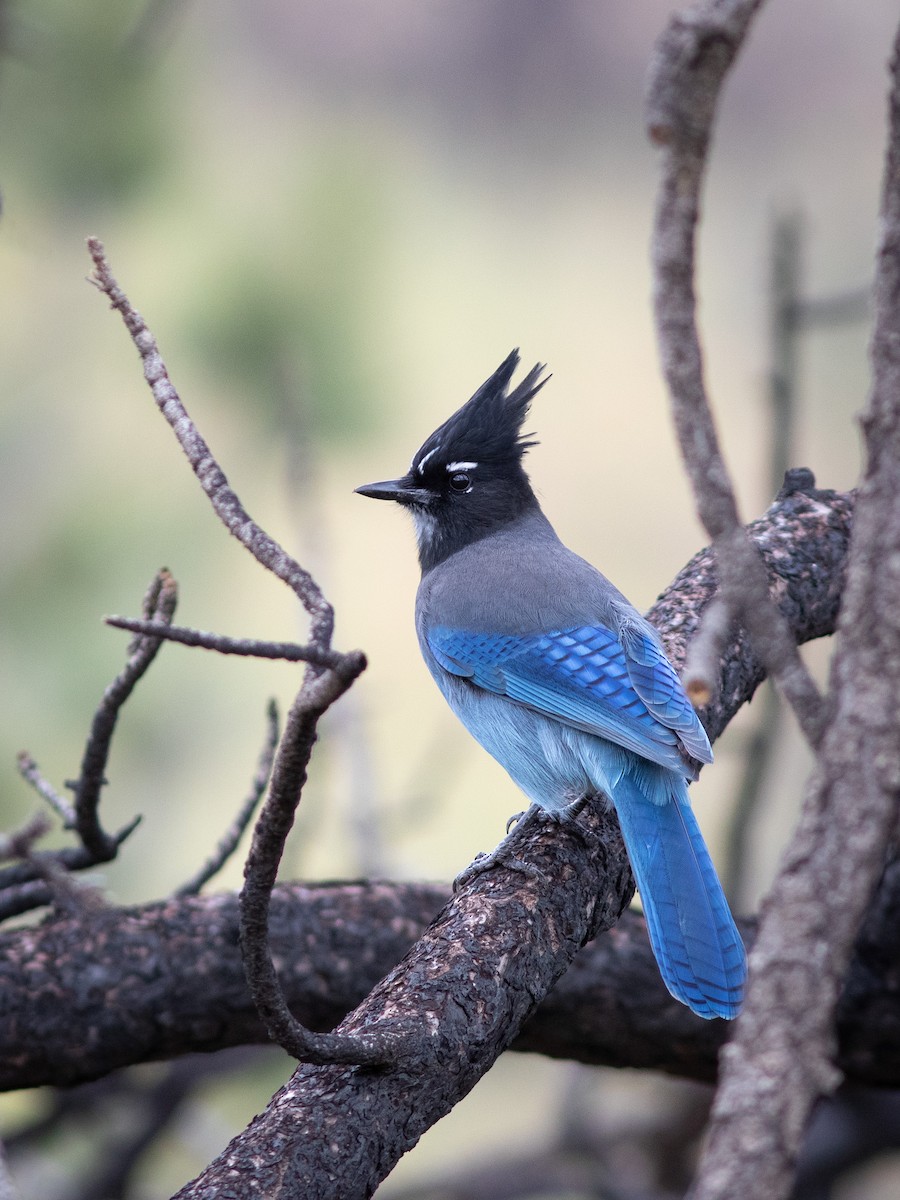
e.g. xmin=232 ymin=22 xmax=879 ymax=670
xmin=414 ymin=446 xmax=439 ymax=475
xmin=446 ymin=461 xmax=478 ymax=472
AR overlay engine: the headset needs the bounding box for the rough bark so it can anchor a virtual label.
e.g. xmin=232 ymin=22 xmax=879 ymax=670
xmin=4 ymin=857 xmax=900 ymax=1097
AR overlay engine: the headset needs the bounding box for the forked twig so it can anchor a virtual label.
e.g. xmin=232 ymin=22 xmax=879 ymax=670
xmin=72 ymin=569 xmax=177 ymax=859
xmin=88 ymin=239 xmax=387 ymax=1065
xmin=4 ymin=572 xmax=172 ymax=916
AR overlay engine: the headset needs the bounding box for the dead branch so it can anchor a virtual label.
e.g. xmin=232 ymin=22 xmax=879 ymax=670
xmin=159 ymin=481 xmax=847 ymax=1199
xmin=690 ymin=15 xmax=900 ymax=1200
xmin=647 ymin=0 xmax=826 ymax=748
xmin=87 ymin=239 xmax=379 ymax=1067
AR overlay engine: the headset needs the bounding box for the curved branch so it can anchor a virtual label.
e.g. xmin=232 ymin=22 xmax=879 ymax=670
xmin=86 ymin=239 xmax=333 ymax=644
xmin=87 ymin=239 xmax=376 ymax=1065
xmin=647 ymin=0 xmax=825 ymax=747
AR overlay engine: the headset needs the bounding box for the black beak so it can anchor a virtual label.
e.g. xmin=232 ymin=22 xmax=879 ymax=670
xmin=354 ymin=478 xmax=408 ymax=502
xmin=355 ymin=476 xmax=431 ymax=506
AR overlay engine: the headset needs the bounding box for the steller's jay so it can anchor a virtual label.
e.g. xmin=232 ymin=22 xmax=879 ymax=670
xmin=356 ymin=350 xmax=746 ymax=1019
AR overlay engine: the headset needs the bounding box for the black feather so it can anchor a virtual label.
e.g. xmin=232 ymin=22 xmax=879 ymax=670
xmin=413 ymin=350 xmax=548 ymax=474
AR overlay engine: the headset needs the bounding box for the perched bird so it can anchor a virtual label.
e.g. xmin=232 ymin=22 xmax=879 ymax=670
xmin=356 ymin=351 xmax=746 ymax=1019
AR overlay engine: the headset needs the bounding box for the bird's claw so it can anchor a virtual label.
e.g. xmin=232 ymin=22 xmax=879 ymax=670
xmin=453 ymin=845 xmax=545 ymax=891
xmin=505 ymin=809 xmax=527 ymax=834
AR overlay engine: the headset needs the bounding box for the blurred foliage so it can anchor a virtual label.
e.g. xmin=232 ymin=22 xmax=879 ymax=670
xmin=3 ymin=0 xmax=171 ymax=206
xmin=185 ymin=149 xmax=386 ymax=443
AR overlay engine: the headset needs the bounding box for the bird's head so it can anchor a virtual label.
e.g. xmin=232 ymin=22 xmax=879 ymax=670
xmin=356 ymin=350 xmax=548 ymax=570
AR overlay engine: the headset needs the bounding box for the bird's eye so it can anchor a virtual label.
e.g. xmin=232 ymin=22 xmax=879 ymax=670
xmin=448 ymin=472 xmax=471 ymax=492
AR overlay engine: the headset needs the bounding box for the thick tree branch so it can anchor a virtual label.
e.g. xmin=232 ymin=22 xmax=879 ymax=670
xmin=3 ymin=848 xmax=900 ymax=1096
xmin=174 ymin=801 xmax=635 ymax=1199
xmin=692 ymin=20 xmax=900 ymax=1200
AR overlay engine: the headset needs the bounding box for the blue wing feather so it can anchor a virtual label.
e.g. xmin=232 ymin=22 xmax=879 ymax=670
xmin=428 ymin=623 xmax=709 ymax=772
xmin=618 ymin=621 xmax=712 ymax=763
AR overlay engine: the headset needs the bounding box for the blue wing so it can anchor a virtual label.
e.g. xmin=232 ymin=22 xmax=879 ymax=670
xmin=427 ymin=622 xmax=711 ymax=773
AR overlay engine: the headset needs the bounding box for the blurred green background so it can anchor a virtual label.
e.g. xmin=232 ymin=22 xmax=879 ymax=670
xmin=0 ymin=1 xmax=893 ymax=1196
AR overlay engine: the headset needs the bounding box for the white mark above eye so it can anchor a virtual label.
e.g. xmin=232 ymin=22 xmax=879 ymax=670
xmin=446 ymin=461 xmax=478 ymax=472
xmin=414 ymin=446 xmax=439 ymax=475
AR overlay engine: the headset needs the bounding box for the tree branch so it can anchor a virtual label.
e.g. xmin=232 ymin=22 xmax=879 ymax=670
xmin=1 ymin=571 xmax=174 ymax=918
xmin=86 ymin=239 xmax=333 ymax=643
xmin=104 ymin=617 xmax=350 ymax=668
xmin=691 ymin=18 xmax=900 ymax=1199
xmin=87 ymin=239 xmax=377 ymax=1066
xmin=4 ymin=846 xmax=900 ymax=1097
xmin=647 ymin=0 xmax=826 ymax=748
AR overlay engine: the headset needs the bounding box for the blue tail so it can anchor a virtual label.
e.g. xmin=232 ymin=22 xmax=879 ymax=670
xmin=611 ymin=771 xmax=746 ymax=1020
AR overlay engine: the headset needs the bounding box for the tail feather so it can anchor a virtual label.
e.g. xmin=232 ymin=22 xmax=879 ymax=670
xmin=612 ymin=772 xmax=746 ymax=1020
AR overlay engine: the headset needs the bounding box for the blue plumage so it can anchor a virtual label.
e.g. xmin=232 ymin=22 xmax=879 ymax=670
xmin=356 ymin=350 xmax=746 ymax=1019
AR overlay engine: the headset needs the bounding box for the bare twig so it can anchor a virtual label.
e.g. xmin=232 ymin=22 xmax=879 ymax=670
xmin=72 ymin=568 xmax=177 ymax=860
xmin=87 ymin=237 xmax=334 ymax=647
xmin=176 ymin=701 xmax=280 ymax=897
xmin=105 ymin=616 xmax=348 ymax=669
xmin=88 ymin=239 xmax=379 ymax=1066
xmin=8 ymin=601 xmax=157 ymax=920
xmin=691 ymin=18 xmax=900 ymax=1200
xmin=768 ymin=212 xmax=804 ymax=497
xmin=0 ymin=813 xmax=102 ymax=917
xmin=682 ymin=596 xmax=731 ymax=705
xmin=0 ymin=813 xmax=52 ymax=862
xmin=14 ymin=753 xmax=75 ymax=826
xmin=647 ymin=0 xmax=826 ymax=749
xmin=0 ymin=815 xmax=141 ymax=922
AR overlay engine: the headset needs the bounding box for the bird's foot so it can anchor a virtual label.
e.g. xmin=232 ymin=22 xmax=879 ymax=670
xmin=453 ymin=846 xmax=545 ymax=891
xmin=505 ymin=809 xmax=528 ymax=834
xmin=453 ymin=808 xmax=546 ymax=891
xmin=560 ymin=794 xmax=591 ymax=821
xmin=548 ymin=794 xmax=601 ymax=849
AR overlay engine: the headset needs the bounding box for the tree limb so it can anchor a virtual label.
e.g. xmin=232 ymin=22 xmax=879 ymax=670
xmin=3 ymin=848 xmax=900 ymax=1097
xmin=691 ymin=18 xmax=900 ymax=1199
xmin=88 ymin=239 xmax=377 ymax=1066
xmin=647 ymin=0 xmax=826 ymax=747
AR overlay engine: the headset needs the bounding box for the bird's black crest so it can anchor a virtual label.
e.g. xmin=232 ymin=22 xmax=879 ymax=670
xmin=412 ymin=350 xmax=547 ymax=474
